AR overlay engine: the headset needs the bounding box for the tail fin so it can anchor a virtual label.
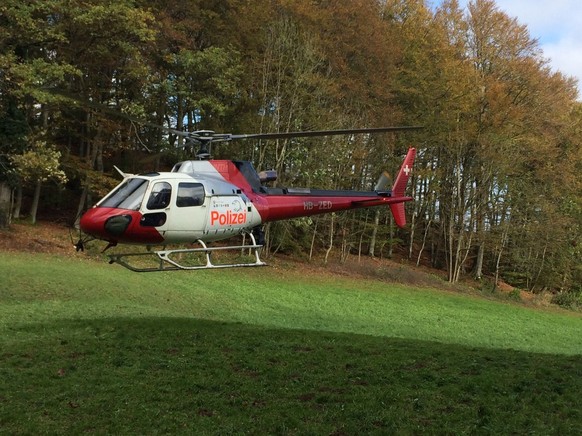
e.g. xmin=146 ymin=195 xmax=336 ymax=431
xmin=389 ymin=148 xmax=416 ymax=228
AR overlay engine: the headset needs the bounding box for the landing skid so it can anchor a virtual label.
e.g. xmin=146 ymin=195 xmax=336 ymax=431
xmin=107 ymin=235 xmax=266 ymax=272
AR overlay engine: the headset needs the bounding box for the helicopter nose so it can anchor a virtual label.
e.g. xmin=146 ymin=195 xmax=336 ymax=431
xmin=104 ymin=214 xmax=132 ymax=236
xmin=79 ymin=207 xmax=165 ymax=245
xmin=79 ymin=208 xmax=129 ymax=241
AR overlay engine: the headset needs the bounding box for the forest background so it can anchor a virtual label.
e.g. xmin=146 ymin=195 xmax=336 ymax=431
xmin=0 ymin=0 xmax=580 ymax=295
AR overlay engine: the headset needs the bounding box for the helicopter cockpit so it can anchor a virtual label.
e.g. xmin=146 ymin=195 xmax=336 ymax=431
xmin=98 ymin=176 xmax=208 ymax=211
xmin=99 ymin=178 xmax=149 ymax=211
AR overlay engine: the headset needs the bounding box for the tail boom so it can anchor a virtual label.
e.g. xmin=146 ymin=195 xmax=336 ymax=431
xmin=252 ymin=147 xmax=416 ymax=227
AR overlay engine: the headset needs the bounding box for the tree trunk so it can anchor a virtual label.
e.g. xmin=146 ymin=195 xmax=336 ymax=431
xmin=358 ymin=210 xmax=369 ymax=262
xmin=474 ymin=241 xmax=485 ymax=280
xmin=75 ymin=185 xmax=88 ymax=227
xmin=12 ymin=183 xmax=22 ymax=219
xmin=30 ymin=180 xmax=42 ymax=225
xmin=494 ymin=226 xmax=509 ymax=288
xmin=531 ymin=242 xmax=548 ymax=292
xmin=324 ymin=213 xmax=335 ymax=265
xmin=416 ymin=218 xmax=432 ymax=267
xmin=473 ymin=171 xmax=487 ymax=281
xmin=408 ymin=172 xmax=417 ymax=260
xmin=0 ymin=182 xmax=12 ymax=228
xmin=387 ymin=214 xmax=394 ymax=259
xmin=309 ymin=219 xmax=318 ymax=261
xmin=369 ymin=209 xmax=380 ymax=257
xmin=263 ymin=222 xmax=272 ymax=259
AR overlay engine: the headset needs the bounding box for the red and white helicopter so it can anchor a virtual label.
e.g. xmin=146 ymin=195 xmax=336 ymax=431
xmin=77 ymin=127 xmax=417 ymax=271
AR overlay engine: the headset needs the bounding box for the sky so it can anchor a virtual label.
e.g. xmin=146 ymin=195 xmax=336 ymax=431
xmin=434 ymin=0 xmax=582 ymax=97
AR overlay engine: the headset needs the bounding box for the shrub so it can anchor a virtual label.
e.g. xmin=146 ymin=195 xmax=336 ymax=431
xmin=550 ymin=291 xmax=582 ymax=311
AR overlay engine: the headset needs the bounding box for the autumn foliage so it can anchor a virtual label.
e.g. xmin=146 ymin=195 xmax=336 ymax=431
xmin=1 ymin=0 xmax=580 ymax=292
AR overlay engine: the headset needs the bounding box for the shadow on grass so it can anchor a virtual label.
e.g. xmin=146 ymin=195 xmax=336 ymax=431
xmin=2 ymin=317 xmax=581 ymax=434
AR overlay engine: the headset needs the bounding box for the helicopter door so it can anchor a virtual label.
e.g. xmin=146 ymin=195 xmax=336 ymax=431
xmin=140 ymin=181 xmax=172 ymax=231
xmin=206 ymin=194 xmax=255 ymax=241
xmin=163 ymin=182 xmax=208 ymax=242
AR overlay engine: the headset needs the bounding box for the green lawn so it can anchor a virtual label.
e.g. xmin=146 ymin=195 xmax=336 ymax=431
xmin=1 ymin=252 xmax=581 ymax=433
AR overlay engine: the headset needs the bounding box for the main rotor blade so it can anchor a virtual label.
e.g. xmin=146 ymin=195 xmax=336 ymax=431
xmin=229 ymin=126 xmax=422 ymax=141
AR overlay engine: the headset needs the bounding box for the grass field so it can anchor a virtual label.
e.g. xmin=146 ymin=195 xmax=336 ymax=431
xmin=1 ymin=251 xmax=581 ymax=434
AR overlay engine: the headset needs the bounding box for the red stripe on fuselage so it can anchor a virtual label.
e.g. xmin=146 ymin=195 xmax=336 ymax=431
xmin=252 ymin=194 xmax=410 ymax=222
xmin=79 ymin=207 xmax=165 ymax=245
xmin=208 ymin=160 xmax=255 ymax=192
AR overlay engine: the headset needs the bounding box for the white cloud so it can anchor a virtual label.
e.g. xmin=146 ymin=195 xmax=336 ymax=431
xmin=493 ymin=0 xmax=582 ymax=95
xmin=434 ymin=0 xmax=581 ymax=96
xmin=493 ymin=1 xmax=582 ymax=42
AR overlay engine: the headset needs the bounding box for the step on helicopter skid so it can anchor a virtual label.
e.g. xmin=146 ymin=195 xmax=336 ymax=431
xmin=77 ymin=128 xmax=418 ymax=271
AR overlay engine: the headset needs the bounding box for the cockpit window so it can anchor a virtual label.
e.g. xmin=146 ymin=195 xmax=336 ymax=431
xmin=146 ymin=182 xmax=172 ymax=210
xmin=99 ymin=178 xmax=148 ymax=210
xmin=177 ymin=182 xmax=205 ymax=207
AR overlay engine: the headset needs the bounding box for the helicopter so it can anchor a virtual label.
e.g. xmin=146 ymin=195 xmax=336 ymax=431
xmin=77 ymin=127 xmax=418 ymax=271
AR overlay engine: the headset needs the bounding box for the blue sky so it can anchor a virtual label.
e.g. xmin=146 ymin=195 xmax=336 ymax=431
xmin=432 ymin=0 xmax=582 ymax=96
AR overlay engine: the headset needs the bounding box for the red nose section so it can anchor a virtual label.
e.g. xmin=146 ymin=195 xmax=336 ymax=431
xmin=80 ymin=207 xmax=165 ymax=245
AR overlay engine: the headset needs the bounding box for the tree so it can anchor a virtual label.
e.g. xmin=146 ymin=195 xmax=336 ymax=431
xmin=10 ymin=140 xmax=67 ymax=224
xmin=0 ymin=0 xmax=580 ymax=292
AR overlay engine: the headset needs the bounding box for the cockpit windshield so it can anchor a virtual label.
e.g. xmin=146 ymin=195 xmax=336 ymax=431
xmin=99 ymin=178 xmax=148 ymax=210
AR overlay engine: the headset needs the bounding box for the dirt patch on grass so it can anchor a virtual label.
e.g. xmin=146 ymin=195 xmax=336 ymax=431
xmin=267 ymin=252 xmax=459 ymax=292
xmin=0 ymin=221 xmax=76 ymax=255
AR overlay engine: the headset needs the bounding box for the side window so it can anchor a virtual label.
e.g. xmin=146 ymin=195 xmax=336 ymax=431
xmin=177 ymin=182 xmax=205 ymax=207
xmin=140 ymin=212 xmax=167 ymax=227
xmin=146 ymin=182 xmax=172 ymax=210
